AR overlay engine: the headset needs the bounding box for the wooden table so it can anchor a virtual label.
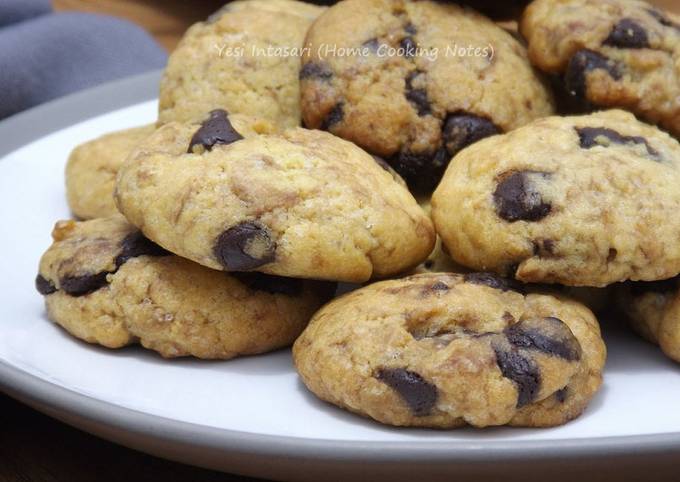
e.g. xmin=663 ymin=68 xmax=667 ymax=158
xmin=0 ymin=393 xmax=258 ymax=481
xmin=5 ymin=1 xmax=680 ymax=481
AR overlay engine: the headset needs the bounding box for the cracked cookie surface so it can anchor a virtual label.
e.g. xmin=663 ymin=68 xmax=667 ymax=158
xmin=36 ymin=216 xmax=332 ymax=359
xmin=66 ymin=124 xmax=155 ymax=219
xmin=432 ymin=110 xmax=680 ymax=287
xmin=158 ymin=0 xmax=325 ymax=128
xmin=293 ymin=272 xmax=605 ymax=428
xmin=617 ymin=277 xmax=680 ymax=363
xmin=521 ymin=0 xmax=680 ymax=137
xmin=115 ymin=111 xmax=434 ymax=282
xmin=300 ymin=0 xmax=554 ymax=192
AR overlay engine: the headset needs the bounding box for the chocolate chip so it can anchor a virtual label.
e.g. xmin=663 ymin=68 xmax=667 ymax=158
xmin=320 ymin=103 xmax=344 ymax=130
xmin=47 ymin=231 xmax=169 ymax=298
xmin=576 ymin=126 xmax=658 ymax=157
xmin=442 ymin=113 xmax=500 ymax=156
xmin=400 ymin=37 xmax=417 ymax=57
xmin=115 ymin=231 xmax=169 ymax=268
xmin=493 ymin=344 xmax=541 ymax=408
xmin=404 ymin=71 xmax=431 ymax=116
xmin=390 ymin=147 xmax=449 ymax=193
xmin=35 ymin=274 xmax=57 ymax=295
xmin=493 ymin=171 xmax=551 ymax=222
xmin=404 ymin=23 xmax=417 ymax=35
xmin=232 ymin=272 xmax=303 ymax=296
xmin=376 ymin=368 xmax=438 ymax=416
xmin=565 ymin=49 xmax=621 ymax=101
xmin=505 ymin=318 xmax=581 ymax=362
xmin=60 ymin=272 xmax=110 ymax=297
xmin=555 ymin=387 xmax=569 ymax=403
xmin=188 ymin=109 xmax=243 ymax=153
xmin=629 ymin=276 xmax=679 ymax=296
xmin=362 ymin=38 xmax=381 ymax=51
xmin=214 ymin=221 xmax=276 ymax=271
xmin=431 ymin=281 xmax=450 ymax=291
xmin=464 ymin=272 xmax=525 ymax=293
xmin=604 ymin=19 xmax=649 ymax=49
xmin=299 ymin=62 xmax=334 ymax=81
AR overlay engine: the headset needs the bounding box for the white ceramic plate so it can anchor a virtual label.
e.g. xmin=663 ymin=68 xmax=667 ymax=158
xmin=1 ymin=72 xmax=680 ymax=482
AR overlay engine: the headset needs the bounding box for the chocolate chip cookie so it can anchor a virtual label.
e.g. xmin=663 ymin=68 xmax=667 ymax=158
xmin=36 ymin=216 xmax=332 ymax=359
xmin=65 ymin=124 xmax=155 ymax=219
xmin=617 ymin=277 xmax=680 ymax=363
xmin=293 ymin=272 xmax=605 ymax=428
xmin=158 ymin=0 xmax=325 ymax=128
xmin=115 ymin=111 xmax=435 ymax=282
xmin=521 ymin=0 xmax=680 ymax=137
xmin=300 ymin=0 xmax=554 ymax=192
xmin=432 ymin=110 xmax=680 ymax=287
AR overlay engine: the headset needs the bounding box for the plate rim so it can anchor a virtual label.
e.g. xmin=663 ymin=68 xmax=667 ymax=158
xmin=2 ymin=69 xmax=680 ymax=470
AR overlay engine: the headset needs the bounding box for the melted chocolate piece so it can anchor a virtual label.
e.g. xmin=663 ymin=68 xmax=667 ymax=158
xmin=43 ymin=231 xmax=168 ymax=298
xmin=603 ymin=18 xmax=649 ymax=49
xmin=493 ymin=344 xmax=541 ymax=408
xmin=576 ymin=126 xmax=658 ymax=157
xmin=400 ymin=36 xmax=417 ymax=57
xmin=115 ymin=231 xmax=169 ymax=268
xmin=35 ymin=274 xmax=57 ymax=295
xmin=404 ymin=71 xmax=431 ymax=116
xmin=299 ymin=62 xmax=334 ymax=81
xmin=430 ymin=281 xmax=450 ymax=292
xmin=320 ymin=103 xmax=344 ymax=130
xmin=505 ymin=318 xmax=581 ymax=362
xmin=214 ymin=221 xmax=276 ymax=271
xmin=376 ymin=368 xmax=438 ymax=416
xmin=188 ymin=109 xmax=243 ymax=153
xmin=442 ymin=113 xmax=500 ymax=156
xmin=493 ymin=171 xmax=551 ymax=222
xmin=60 ymin=272 xmax=110 ymax=297
xmin=362 ymin=38 xmax=381 ymax=51
xmin=390 ymin=147 xmax=449 ymax=193
xmin=555 ymin=387 xmax=569 ymax=403
xmin=565 ymin=49 xmax=621 ymax=102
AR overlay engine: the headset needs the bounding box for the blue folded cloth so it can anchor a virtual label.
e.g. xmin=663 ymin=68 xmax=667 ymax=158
xmin=0 ymin=0 xmax=51 ymax=27
xmin=0 ymin=1 xmax=167 ymax=119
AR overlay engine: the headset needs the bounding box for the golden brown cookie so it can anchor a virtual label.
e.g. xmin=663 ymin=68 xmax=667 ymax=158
xmin=617 ymin=277 xmax=680 ymax=363
xmin=300 ymin=0 xmax=554 ymax=192
xmin=521 ymin=0 xmax=680 ymax=136
xmin=115 ymin=111 xmax=435 ymax=283
xmin=432 ymin=110 xmax=680 ymax=287
xmin=36 ymin=216 xmax=332 ymax=359
xmin=158 ymin=0 xmax=325 ymax=128
xmin=65 ymin=124 xmax=155 ymax=219
xmin=293 ymin=272 xmax=605 ymax=428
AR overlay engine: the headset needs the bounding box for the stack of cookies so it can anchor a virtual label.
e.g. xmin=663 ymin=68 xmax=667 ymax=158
xmin=35 ymin=0 xmax=680 ymax=430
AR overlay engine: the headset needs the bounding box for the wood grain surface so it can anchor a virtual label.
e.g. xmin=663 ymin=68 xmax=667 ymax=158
xmin=5 ymin=1 xmax=680 ymax=481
